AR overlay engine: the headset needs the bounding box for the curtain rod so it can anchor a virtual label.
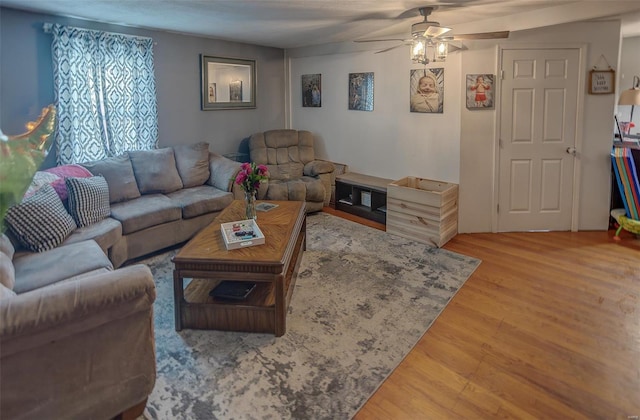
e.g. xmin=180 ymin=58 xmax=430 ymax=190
xmin=43 ymin=23 xmax=155 ymax=43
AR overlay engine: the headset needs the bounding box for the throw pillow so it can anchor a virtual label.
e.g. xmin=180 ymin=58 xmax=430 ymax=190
xmin=23 ymin=171 xmax=61 ymax=200
xmin=66 ymin=176 xmax=111 ymax=227
xmin=5 ymin=184 xmax=77 ymax=252
xmin=81 ymin=154 xmax=142 ymax=204
xmin=173 ymin=142 xmax=211 ymax=188
xmin=43 ymin=164 xmax=93 ymax=201
xmin=129 ymin=148 xmax=184 ymax=194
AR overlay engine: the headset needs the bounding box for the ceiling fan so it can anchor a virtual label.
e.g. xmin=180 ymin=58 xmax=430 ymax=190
xmin=355 ymin=6 xmax=509 ymax=64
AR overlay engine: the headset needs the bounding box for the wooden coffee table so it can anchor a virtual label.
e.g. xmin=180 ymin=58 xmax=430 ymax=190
xmin=172 ymin=200 xmax=306 ymax=336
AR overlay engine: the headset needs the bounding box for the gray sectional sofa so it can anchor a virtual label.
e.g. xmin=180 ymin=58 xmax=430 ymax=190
xmin=0 ymin=142 xmax=243 ymax=419
xmin=9 ymin=142 xmax=244 ymax=269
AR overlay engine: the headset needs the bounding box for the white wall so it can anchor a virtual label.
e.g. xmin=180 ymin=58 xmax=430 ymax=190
xmin=289 ymin=47 xmax=462 ymax=183
xmin=617 ymin=36 xmax=640 ymax=130
xmin=287 ymin=19 xmax=623 ymax=233
xmin=459 ymin=20 xmax=622 ymax=232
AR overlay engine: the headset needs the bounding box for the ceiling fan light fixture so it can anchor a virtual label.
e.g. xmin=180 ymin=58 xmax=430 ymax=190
xmin=411 ymin=33 xmax=429 ymax=65
xmin=435 ymin=40 xmax=448 ymax=61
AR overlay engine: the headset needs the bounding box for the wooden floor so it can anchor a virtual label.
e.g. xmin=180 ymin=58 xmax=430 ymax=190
xmin=324 ymin=209 xmax=640 ymax=419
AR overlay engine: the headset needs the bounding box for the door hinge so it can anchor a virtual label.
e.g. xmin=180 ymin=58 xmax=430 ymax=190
xmin=497 ymin=204 xmax=500 ymax=213
xmin=500 ymin=70 xmax=505 ymax=80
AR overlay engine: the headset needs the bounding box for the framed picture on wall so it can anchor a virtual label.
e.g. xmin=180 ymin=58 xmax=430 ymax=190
xmin=200 ymin=55 xmax=255 ymax=110
xmin=229 ymin=80 xmax=243 ymax=102
xmin=466 ymin=74 xmax=495 ymax=109
xmin=207 ymin=83 xmax=217 ymax=103
xmin=410 ymin=68 xmax=444 ymax=113
xmin=588 ymin=69 xmax=615 ymax=94
xmin=302 ymin=74 xmax=322 ymax=107
xmin=348 ymin=72 xmax=374 ymax=111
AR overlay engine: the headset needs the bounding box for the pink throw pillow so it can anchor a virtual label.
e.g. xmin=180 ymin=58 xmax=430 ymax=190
xmin=43 ymin=164 xmax=93 ymax=201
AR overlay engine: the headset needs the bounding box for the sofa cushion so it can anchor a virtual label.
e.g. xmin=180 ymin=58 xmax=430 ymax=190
xmin=62 ymin=217 xmax=122 ymax=254
xmin=267 ymin=162 xmax=304 ymax=181
xmin=0 ymin=251 xmax=15 ymax=290
xmin=109 ymin=194 xmax=182 ymax=235
xmin=129 ymin=148 xmax=183 ymax=194
xmin=0 ymin=234 xmax=15 ymax=260
xmin=166 ymin=186 xmax=234 ymax=219
xmin=173 ymin=143 xmax=210 ymax=188
xmin=81 ymin=154 xmax=141 ymax=204
xmin=5 ymin=185 xmax=77 ymax=252
xmin=12 ymin=240 xmax=113 ymax=294
xmin=65 ymin=176 xmax=111 ymax=227
xmin=207 ymin=153 xmax=241 ymax=192
xmin=265 ymin=178 xmax=325 ymax=203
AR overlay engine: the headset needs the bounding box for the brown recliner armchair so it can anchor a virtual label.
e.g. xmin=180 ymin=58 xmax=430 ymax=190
xmin=248 ymin=129 xmax=335 ymax=212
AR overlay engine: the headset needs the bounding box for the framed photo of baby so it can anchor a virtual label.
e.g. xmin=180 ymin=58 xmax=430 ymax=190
xmin=466 ymin=74 xmax=494 ymax=109
xmin=410 ymin=68 xmax=444 ymax=113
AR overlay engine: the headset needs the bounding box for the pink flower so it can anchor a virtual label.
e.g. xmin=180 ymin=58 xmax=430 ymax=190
xmin=234 ymin=161 xmax=269 ymax=193
xmin=235 ymin=171 xmax=247 ymax=184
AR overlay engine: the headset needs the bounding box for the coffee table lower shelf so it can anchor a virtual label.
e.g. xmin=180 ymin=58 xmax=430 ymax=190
xmin=180 ymin=276 xmax=285 ymax=334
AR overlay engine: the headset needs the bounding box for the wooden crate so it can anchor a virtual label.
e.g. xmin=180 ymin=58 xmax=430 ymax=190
xmin=386 ymin=177 xmax=458 ymax=247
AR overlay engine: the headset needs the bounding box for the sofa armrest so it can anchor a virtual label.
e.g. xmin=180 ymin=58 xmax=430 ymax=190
xmin=304 ymin=160 xmax=335 ymax=177
xmin=0 ymin=264 xmax=155 ymax=356
xmin=207 ymin=152 xmax=242 ymax=192
xmin=0 ymin=264 xmax=156 ymax=419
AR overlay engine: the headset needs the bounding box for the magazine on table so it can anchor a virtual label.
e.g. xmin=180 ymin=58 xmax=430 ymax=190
xmin=256 ymin=202 xmax=279 ymax=212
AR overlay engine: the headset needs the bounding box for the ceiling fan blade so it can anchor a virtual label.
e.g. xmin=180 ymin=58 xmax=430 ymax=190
xmin=425 ymin=26 xmax=451 ymax=38
xmin=354 ymin=38 xmax=408 ymax=43
xmin=451 ymin=31 xmax=510 ymax=40
xmin=374 ymin=43 xmax=409 ymax=54
xmin=447 ymin=43 xmax=466 ymax=53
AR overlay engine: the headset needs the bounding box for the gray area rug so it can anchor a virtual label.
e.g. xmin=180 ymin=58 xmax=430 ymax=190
xmin=141 ymin=212 xmax=480 ymax=419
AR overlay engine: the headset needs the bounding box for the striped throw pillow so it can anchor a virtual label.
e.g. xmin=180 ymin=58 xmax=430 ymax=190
xmin=5 ymin=184 xmax=77 ymax=252
xmin=65 ymin=176 xmax=111 ymax=227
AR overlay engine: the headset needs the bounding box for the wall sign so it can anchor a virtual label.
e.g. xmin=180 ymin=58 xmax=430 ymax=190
xmin=588 ymin=69 xmax=615 ymax=94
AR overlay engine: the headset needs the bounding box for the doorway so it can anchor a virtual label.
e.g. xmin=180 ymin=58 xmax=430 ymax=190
xmin=497 ymin=47 xmax=581 ymax=232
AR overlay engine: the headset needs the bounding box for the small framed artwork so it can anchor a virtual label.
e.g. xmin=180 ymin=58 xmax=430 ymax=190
xmin=349 ymin=72 xmax=374 ymax=111
xmin=410 ymin=68 xmax=444 ymax=113
xmin=207 ymin=83 xmax=217 ymax=103
xmin=229 ymin=80 xmax=243 ymax=102
xmin=302 ymin=74 xmax=322 ymax=107
xmin=588 ymin=69 xmax=615 ymax=94
xmin=466 ymin=74 xmax=495 ymax=109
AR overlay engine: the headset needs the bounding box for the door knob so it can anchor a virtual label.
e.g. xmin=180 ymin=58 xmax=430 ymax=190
xmin=566 ymin=147 xmax=577 ymax=156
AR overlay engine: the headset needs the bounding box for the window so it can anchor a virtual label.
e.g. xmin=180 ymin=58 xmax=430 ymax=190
xmin=50 ymin=24 xmax=158 ymax=164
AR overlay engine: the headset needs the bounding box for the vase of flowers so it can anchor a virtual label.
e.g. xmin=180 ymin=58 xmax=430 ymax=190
xmin=235 ymin=162 xmax=268 ymax=220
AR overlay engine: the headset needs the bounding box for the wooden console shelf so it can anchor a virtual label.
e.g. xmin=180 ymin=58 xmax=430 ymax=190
xmin=334 ymin=172 xmax=393 ymax=224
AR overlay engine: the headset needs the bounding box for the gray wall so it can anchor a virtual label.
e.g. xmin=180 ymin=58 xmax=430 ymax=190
xmin=0 ymin=7 xmax=285 ymax=167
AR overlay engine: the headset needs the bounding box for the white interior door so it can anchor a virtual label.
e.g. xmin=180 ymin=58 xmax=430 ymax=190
xmin=498 ymin=48 xmax=580 ymax=232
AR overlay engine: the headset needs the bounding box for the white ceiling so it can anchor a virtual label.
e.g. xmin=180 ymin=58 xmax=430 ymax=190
xmin=2 ymin=0 xmax=640 ymax=49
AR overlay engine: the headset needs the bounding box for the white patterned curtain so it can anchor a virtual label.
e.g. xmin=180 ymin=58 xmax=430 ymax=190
xmin=51 ymin=24 xmax=158 ymax=164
